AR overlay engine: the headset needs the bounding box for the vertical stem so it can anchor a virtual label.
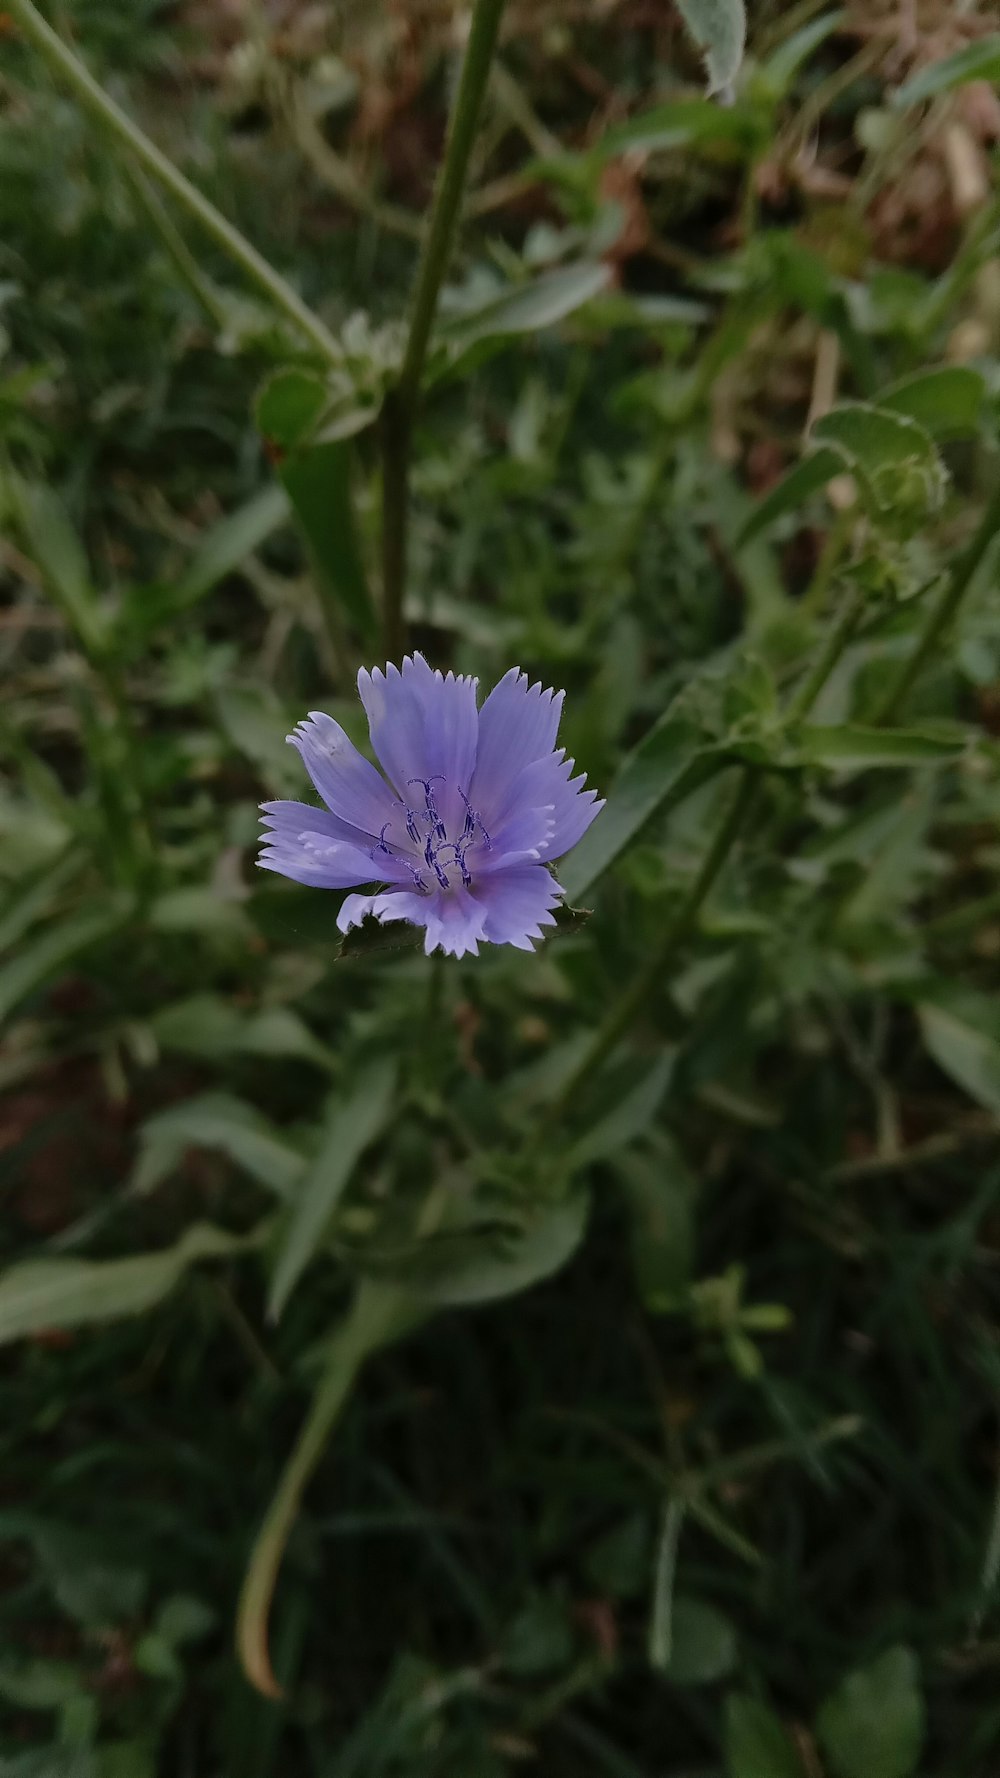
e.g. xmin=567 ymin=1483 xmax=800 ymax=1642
xmin=381 ymin=0 xmax=507 ymax=659
xmin=873 ymin=481 xmax=1000 ymax=725
xmin=120 ymin=162 xmax=231 ymax=331
xmin=786 ymin=583 xmax=866 ymax=724
xmin=554 ymin=767 xmax=761 ymax=1115
xmin=236 ymin=1282 xmax=418 ymax=1698
xmin=6 ymin=0 xmax=343 ymax=368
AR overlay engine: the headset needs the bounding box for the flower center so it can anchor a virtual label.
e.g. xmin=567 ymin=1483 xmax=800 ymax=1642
xmin=369 ymin=776 xmax=491 ymax=895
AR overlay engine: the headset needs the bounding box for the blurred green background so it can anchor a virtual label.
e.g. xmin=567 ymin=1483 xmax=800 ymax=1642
xmin=3 ymin=2 xmax=1000 ymax=1773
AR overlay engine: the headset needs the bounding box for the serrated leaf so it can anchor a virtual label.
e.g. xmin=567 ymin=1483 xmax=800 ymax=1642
xmin=893 ymin=36 xmax=1000 ymax=108
xmin=817 ymin=1646 xmax=924 ymax=1778
xmin=879 ymin=366 xmax=984 ymax=439
xmin=676 ymin=0 xmax=747 ymax=94
xmin=0 ymin=1223 xmax=260 ymax=1347
xmin=797 ymin=724 xmax=964 ymax=768
xmin=724 ymin=1694 xmax=804 ymax=1777
xmin=268 ymin=1060 xmax=397 ymax=1320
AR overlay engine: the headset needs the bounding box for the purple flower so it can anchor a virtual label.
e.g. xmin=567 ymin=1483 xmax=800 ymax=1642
xmin=258 ymin=655 xmax=603 ymax=958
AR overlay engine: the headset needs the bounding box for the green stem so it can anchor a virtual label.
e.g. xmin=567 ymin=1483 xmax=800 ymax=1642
xmin=556 ymin=567 xmax=878 ymax=1117
xmin=381 ymin=0 xmax=507 ymax=658
xmin=236 ymin=1281 xmax=419 ymax=1698
xmin=786 ymin=582 xmax=866 ymax=724
xmin=120 ymin=162 xmax=231 ymax=331
xmin=555 ymin=767 xmax=760 ymax=1115
xmin=873 ymin=480 xmax=1000 ymax=725
xmin=7 ymin=0 xmax=343 ymax=368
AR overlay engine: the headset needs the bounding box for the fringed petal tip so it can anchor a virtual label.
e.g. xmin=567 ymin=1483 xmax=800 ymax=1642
xmin=357 ymin=653 xmax=479 ymax=695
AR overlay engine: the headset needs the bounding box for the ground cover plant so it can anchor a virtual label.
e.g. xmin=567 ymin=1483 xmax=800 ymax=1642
xmin=2 ymin=0 xmax=1000 ymax=1772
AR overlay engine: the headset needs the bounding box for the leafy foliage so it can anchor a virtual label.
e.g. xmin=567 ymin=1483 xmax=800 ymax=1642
xmin=2 ymin=0 xmax=1000 ymax=1773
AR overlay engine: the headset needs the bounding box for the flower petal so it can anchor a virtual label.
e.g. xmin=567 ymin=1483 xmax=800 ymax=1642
xmin=337 ymin=883 xmax=488 ymax=959
xmin=260 ymin=799 xmax=372 ymax=849
xmin=473 ymin=804 xmax=555 ymax=873
xmin=495 ymin=752 xmax=603 ymax=861
xmin=470 ymin=669 xmax=564 ymax=825
xmin=258 ymin=830 xmax=377 ymax=889
xmin=357 ymin=655 xmax=479 ymax=831
xmin=477 ymin=863 xmax=563 ymax=951
xmin=288 ymin=712 xmax=397 ymax=836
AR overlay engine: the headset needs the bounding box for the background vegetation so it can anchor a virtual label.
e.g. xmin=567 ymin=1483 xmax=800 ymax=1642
xmin=2 ymin=1 xmax=1000 ymax=1773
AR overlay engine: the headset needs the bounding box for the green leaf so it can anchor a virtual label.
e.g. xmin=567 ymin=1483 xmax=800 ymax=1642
xmin=337 ymin=914 xmax=424 ymax=962
xmin=255 ymin=368 xmax=328 ymax=450
xmin=171 ymin=483 xmax=290 ymax=613
xmin=893 ymin=36 xmax=1000 ymax=108
xmin=4 ymin=475 xmax=105 ymax=656
xmin=217 ymin=684 xmax=302 ymax=793
xmin=151 ymin=994 xmax=333 ymax=1069
xmin=676 ymin=0 xmax=747 ymax=94
xmin=724 ymin=1694 xmax=804 ymax=1777
xmin=0 ymin=1223 xmax=260 ymax=1347
xmin=758 ymin=11 xmax=845 ymax=99
xmin=736 ymin=446 xmax=846 ymax=545
xmin=662 ymin=1596 xmax=738 ymax=1684
xmin=569 ymin=1054 xmax=675 ymax=1169
xmin=594 ymin=96 xmax=757 ymax=158
xmin=797 ymin=724 xmax=964 ymax=769
xmin=438 ymin=262 xmax=611 ymax=350
xmin=269 ymin=1060 xmax=397 ymax=1320
xmin=811 ymin=403 xmax=944 ymax=515
xmin=813 ymin=400 xmax=939 ymax=468
xmin=132 ymin=1094 xmax=303 ymax=1198
xmin=0 ymin=901 xmax=129 ymax=1027
xmin=280 ymin=442 xmax=377 ymax=645
xmin=817 ymin=1646 xmax=925 ymax=1778
xmin=409 ymin=1194 xmax=590 ymax=1308
xmin=880 ymin=366 xmax=985 ymax=439
xmin=918 ymin=999 xmax=1000 ymax=1116
xmin=620 ymin=1145 xmax=695 ymax=1311
xmin=561 ymin=718 xmax=724 ymax=902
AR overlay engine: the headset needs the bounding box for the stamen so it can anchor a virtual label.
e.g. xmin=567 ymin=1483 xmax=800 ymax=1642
xmin=459 ymin=787 xmax=491 ymax=850
xmin=368 ymin=821 xmax=392 ymax=864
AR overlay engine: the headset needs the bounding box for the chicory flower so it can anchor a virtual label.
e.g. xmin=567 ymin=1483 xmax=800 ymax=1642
xmin=259 ymin=655 xmax=603 ymax=958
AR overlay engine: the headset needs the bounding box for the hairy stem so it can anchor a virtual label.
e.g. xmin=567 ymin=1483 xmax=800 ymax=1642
xmin=381 ymin=0 xmax=507 ymax=659
xmin=873 ymin=480 xmax=1000 ymax=724
xmin=7 ymin=0 xmax=343 ymax=367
